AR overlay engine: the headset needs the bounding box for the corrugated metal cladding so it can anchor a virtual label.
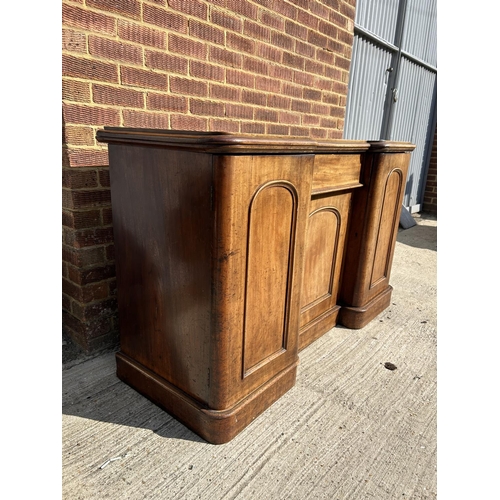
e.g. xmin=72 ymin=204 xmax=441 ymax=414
xmin=344 ymin=0 xmax=437 ymax=212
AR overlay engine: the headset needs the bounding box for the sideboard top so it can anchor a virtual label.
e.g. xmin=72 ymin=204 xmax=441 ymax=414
xmin=96 ymin=127 xmax=415 ymax=154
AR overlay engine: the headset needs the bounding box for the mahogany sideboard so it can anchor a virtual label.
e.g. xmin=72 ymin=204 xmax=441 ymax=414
xmin=96 ymin=128 xmax=415 ymax=444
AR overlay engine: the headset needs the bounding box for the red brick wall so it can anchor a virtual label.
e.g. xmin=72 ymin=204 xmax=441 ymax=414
xmin=423 ymin=126 xmax=437 ymax=214
xmin=62 ymin=0 xmax=358 ymax=353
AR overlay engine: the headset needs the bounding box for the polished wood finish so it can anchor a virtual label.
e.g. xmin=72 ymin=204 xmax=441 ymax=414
xmin=97 ymin=128 xmax=414 ymax=444
xmin=338 ymin=141 xmax=415 ymax=329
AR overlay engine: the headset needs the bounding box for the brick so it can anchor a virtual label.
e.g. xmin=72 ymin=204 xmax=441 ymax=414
xmin=63 ymin=79 xmax=91 ymax=103
xmin=338 ymin=29 xmax=354 ymax=45
xmin=63 ymin=245 xmax=106 ymax=268
xmin=310 ymin=127 xmax=328 ymax=139
xmin=147 ymin=94 xmax=187 ymax=112
xmin=314 ymin=77 xmax=333 ymax=90
xmin=89 ymin=35 xmax=142 ymax=64
xmin=63 ymin=209 xmax=101 ymax=229
xmin=170 ymin=76 xmax=208 ymax=97
xmin=62 ymin=29 xmax=87 ymax=53
xmin=244 ymin=20 xmax=270 ymax=42
xmin=122 ymin=110 xmax=170 ymax=129
xmin=62 ymin=54 xmax=118 ymax=83
xmin=189 ymin=99 xmax=225 ymax=117
xmin=118 ymin=20 xmax=166 ymax=49
xmin=304 ymin=88 xmax=322 ymax=101
xmin=209 ymin=119 xmax=240 ymax=133
xmin=227 ymin=33 xmax=255 ymax=55
xmin=210 ymin=84 xmax=241 ymax=102
xmin=252 ymin=0 xmax=274 ymax=8
xmin=63 ymin=169 xmax=98 ymax=189
xmin=320 ymin=117 xmax=337 ymax=128
xmin=106 ymin=244 xmax=115 ymax=261
xmin=311 ymin=103 xmax=329 ymax=115
xmin=209 ymin=46 xmax=242 ymax=68
xmin=329 ymin=105 xmax=344 ymax=118
xmin=328 ymin=9 xmax=348 ymax=29
xmin=257 ymin=43 xmax=282 ymax=63
xmin=241 ymin=122 xmax=265 ymax=134
xmin=62 ymin=292 xmax=71 ymax=312
xmin=293 ymin=70 xmax=315 ymax=87
xmin=325 ymin=66 xmax=342 ymax=80
xmin=327 ymin=129 xmax=343 ymax=139
xmin=211 ymin=9 xmax=242 ymax=32
xmin=62 ymin=4 xmax=116 ymax=35
xmin=290 ymin=126 xmax=309 ymax=137
xmin=92 ymin=84 xmax=144 ymax=108
xmin=243 ymin=57 xmax=268 ymax=76
xmin=255 ymin=76 xmax=280 ymax=93
xmin=332 ymin=80 xmax=348 ymax=94
xmin=269 ymin=65 xmax=293 ymax=82
xmin=225 ymin=103 xmax=253 ymax=120
xmin=63 ymin=189 xmax=111 ymax=209
xmin=255 ymin=108 xmax=278 ymax=122
xmin=170 ymin=114 xmax=208 ymax=131
xmin=121 ymin=67 xmax=167 ymax=90
xmin=288 ymin=0 xmax=309 ymax=9
xmin=316 ymin=48 xmax=335 ymax=64
xmin=70 ymin=227 xmax=114 ymax=248
xmin=270 ymin=31 xmax=294 ymax=51
xmin=63 ymin=148 xmax=109 ymax=168
xmin=283 ymin=52 xmax=304 ymax=70
xmin=242 ymin=89 xmax=266 ymax=106
xmin=71 ymin=298 xmax=117 ymax=323
xmin=102 ymin=208 xmax=113 ymax=226
xmin=282 ymin=82 xmax=302 ymax=98
xmin=86 ymin=0 xmax=141 ymax=20
xmin=285 ymin=20 xmax=307 ymax=40
xmin=63 ymin=278 xmax=110 ymax=303
xmin=226 ymin=69 xmax=255 ymax=88
xmin=273 ymin=0 xmax=297 ymax=20
xmin=278 ymin=111 xmax=300 ymax=125
xmin=189 ymin=20 xmax=224 ymax=44
xmin=145 ymin=50 xmax=188 ymax=74
xmin=318 ymin=20 xmax=338 ymax=38
xmin=169 ymin=0 xmax=207 ymax=20
xmin=268 ymin=95 xmax=291 ymax=110
xmin=98 ymin=169 xmax=110 ymax=188
xmin=305 ymin=59 xmax=324 ymax=75
xmin=261 ymin=10 xmax=284 ymax=30
xmin=291 ymin=100 xmax=311 ymax=113
xmin=190 ymin=61 xmax=224 ymax=82
xmin=323 ymin=92 xmax=340 ymax=105
xmin=68 ymin=264 xmax=115 ymax=286
xmin=335 ymin=55 xmax=351 ymax=71
xmin=169 ymin=34 xmax=207 ymax=58
xmin=226 ymin=0 xmax=258 ymax=20
xmin=63 ymin=103 xmax=120 ymax=126
xmin=64 ymin=126 xmax=95 ymax=147
xmin=296 ymin=40 xmax=316 ymax=58
xmin=308 ymin=30 xmax=329 ymax=49
xmin=63 ymin=309 xmax=112 ymax=339
xmin=143 ymin=4 xmax=187 ymax=33
xmin=302 ymin=114 xmax=320 ymax=126
xmin=267 ymin=124 xmax=289 ymax=136
xmin=339 ymin=2 xmax=356 ymax=19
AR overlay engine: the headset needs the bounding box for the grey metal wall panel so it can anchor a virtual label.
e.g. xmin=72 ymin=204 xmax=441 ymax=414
xmin=344 ymin=35 xmax=393 ymax=140
xmin=355 ymin=0 xmax=400 ymax=44
xmin=390 ymin=57 xmax=436 ymax=207
xmin=402 ymin=0 xmax=437 ymax=67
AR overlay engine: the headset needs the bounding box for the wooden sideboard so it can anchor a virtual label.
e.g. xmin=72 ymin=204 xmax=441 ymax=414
xmin=96 ymin=128 xmax=415 ymax=444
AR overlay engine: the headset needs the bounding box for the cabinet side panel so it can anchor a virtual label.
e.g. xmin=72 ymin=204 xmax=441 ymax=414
xmin=243 ymin=184 xmax=296 ymax=375
xmin=370 ymin=168 xmax=404 ymax=287
xmin=109 ymin=145 xmax=212 ymax=404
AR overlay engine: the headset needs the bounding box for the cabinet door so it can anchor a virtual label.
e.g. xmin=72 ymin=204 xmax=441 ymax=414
xmin=298 ymin=192 xmax=352 ymax=350
xmin=211 ymin=154 xmax=314 ymax=410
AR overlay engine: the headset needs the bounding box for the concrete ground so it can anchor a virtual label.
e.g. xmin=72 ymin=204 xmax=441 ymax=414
xmin=62 ymin=213 xmax=437 ymax=500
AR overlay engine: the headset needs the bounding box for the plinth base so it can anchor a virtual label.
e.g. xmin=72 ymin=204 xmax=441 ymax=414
xmin=338 ymin=286 xmax=393 ymax=329
xmin=116 ymin=352 xmax=298 ymax=444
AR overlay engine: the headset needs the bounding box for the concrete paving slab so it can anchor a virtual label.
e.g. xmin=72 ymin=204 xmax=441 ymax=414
xmin=62 ymin=213 xmax=437 ymax=500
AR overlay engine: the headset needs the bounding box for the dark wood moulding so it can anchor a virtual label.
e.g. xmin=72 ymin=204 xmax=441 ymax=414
xmin=96 ymin=127 xmax=415 ymax=444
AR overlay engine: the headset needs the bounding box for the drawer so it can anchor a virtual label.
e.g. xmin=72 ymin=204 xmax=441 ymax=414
xmin=312 ymin=154 xmax=362 ymax=194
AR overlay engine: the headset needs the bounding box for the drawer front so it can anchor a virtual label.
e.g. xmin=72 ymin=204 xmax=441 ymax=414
xmin=312 ymin=154 xmax=362 ymax=193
